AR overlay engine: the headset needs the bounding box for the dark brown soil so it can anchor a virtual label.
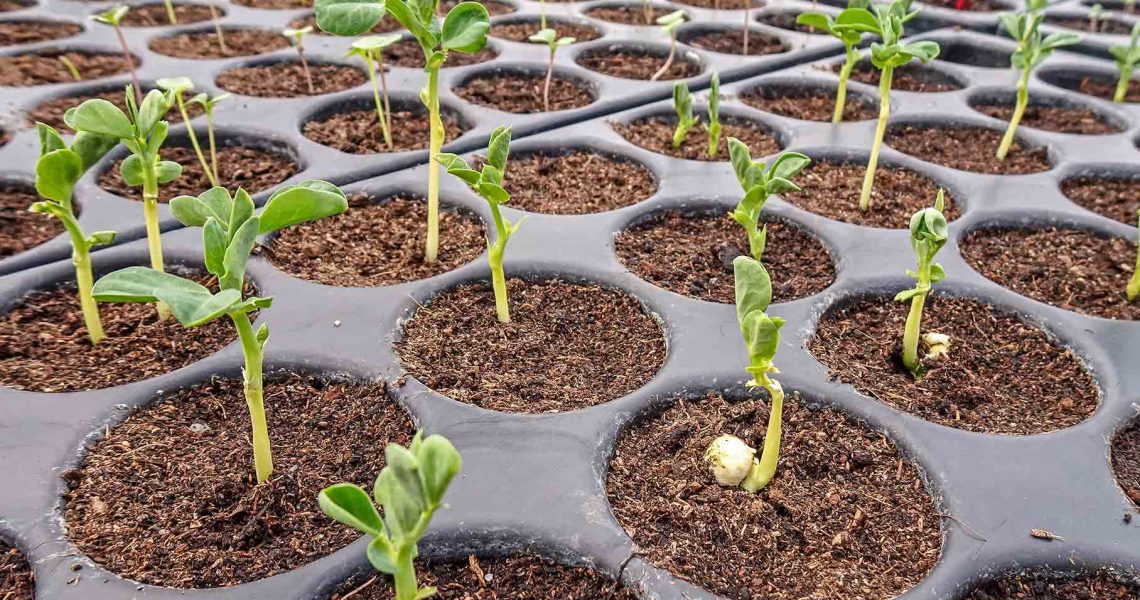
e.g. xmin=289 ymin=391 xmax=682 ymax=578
xmin=0 ymin=0 xmax=30 ymax=11
xmin=1077 ymin=75 xmax=1140 ymax=103
xmin=577 ymin=48 xmax=700 ymax=80
xmin=0 ymin=51 xmax=136 ymax=86
xmin=0 ymin=273 xmax=240 ymax=393
xmin=615 ymin=115 xmax=781 ymax=161
xmin=264 ymin=195 xmax=485 ymax=287
xmin=755 ymin=10 xmax=818 ymax=33
xmin=1 ymin=182 xmax=64 ymax=259
xmin=966 ymin=571 xmax=1140 ymax=599
xmin=972 ymin=101 xmax=1118 ymax=135
xmin=491 ymin=19 xmax=600 ymax=42
xmin=740 ymin=84 xmax=875 ymax=121
xmin=1061 ymin=174 xmax=1140 ymax=225
xmin=454 ymin=72 xmax=594 ymax=113
xmin=233 ymin=0 xmax=307 ymax=8
xmin=0 ymin=20 xmax=82 ymax=46
xmin=606 ymin=391 xmax=941 ymax=600
xmin=498 ymin=150 xmax=656 ymax=214
xmin=29 ymin=88 xmax=200 ymax=131
xmin=1114 ymin=422 xmax=1140 ymax=508
xmin=329 ymin=555 xmax=635 ymax=599
xmin=887 ymin=124 xmax=1052 ymax=174
xmin=585 ymin=4 xmax=674 ymax=25
xmin=846 ymin=61 xmax=963 ymax=93
xmin=386 ymin=38 xmax=498 ymax=68
xmin=120 ymin=3 xmax=218 ymax=27
xmin=64 ymin=374 xmax=414 ymax=588
xmin=0 ymin=540 xmax=33 ymax=600
xmin=685 ymin=29 xmax=786 ymax=56
xmin=922 ymin=0 xmax=1006 ymax=10
xmin=303 ymin=106 xmax=465 ymax=154
xmin=669 ymin=0 xmax=757 ymax=8
xmin=1045 ymin=16 xmax=1135 ymax=35
xmin=397 ymin=279 xmax=666 ymax=413
xmin=810 ymin=296 xmax=1099 ymax=434
xmin=99 ymin=145 xmax=298 ymax=201
xmin=216 ymin=62 xmax=366 ymax=97
xmin=149 ymin=29 xmax=291 ymax=59
xmin=961 ymin=227 xmax=1140 ymax=320
xmin=616 ymin=211 xmax=835 ymax=303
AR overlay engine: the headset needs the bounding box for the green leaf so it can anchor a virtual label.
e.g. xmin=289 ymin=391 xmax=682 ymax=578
xmin=203 ymin=218 xmax=227 ymax=276
xmin=376 ymin=443 xmax=426 ymax=543
xmin=930 ymin=263 xmax=946 ymax=283
xmin=796 ymin=12 xmax=834 ymax=33
xmin=156 ymin=76 xmax=194 ymax=95
xmin=258 ymin=181 xmax=349 ymax=234
xmin=441 ymin=1 xmax=490 ymax=52
xmin=352 ymin=33 xmax=402 ymax=51
xmin=170 ymin=195 xmax=211 ymax=227
xmin=119 ymin=154 xmax=145 ymax=187
xmin=835 ymin=7 xmax=879 ymax=32
xmin=416 ymin=434 xmax=462 ymax=506
xmin=36 ymin=122 xmax=65 ymax=155
xmin=1041 ymin=31 xmax=1081 ymax=51
xmin=71 ymin=132 xmax=119 ymax=172
xmin=770 ymin=152 xmax=811 ymax=181
xmin=92 ymin=266 xmax=241 ymax=327
xmin=734 ymin=255 xmax=772 ymax=321
xmin=728 ymin=138 xmax=754 ymax=188
xmin=255 ymin=322 xmax=269 ymax=346
xmin=477 ymin=182 xmax=509 ymax=204
xmin=87 ymin=230 xmax=116 ymax=246
xmin=221 ymin=216 xmax=259 ymax=291
xmin=231 ymin=188 xmax=256 ymax=235
xmin=316 ymin=0 xmax=387 ymax=36
xmin=137 ymin=89 xmax=171 ymax=137
xmin=147 ymin=120 xmax=169 ymax=156
xmin=155 ymin=160 xmax=182 ymax=184
xmin=385 ymin=0 xmax=437 ymax=49
xmin=199 ymin=187 xmax=235 ymax=230
xmin=899 ymin=40 xmax=940 ymax=63
xmin=63 ymin=99 xmax=134 ymax=139
xmin=766 ymin=177 xmax=801 ymax=195
xmin=35 ymin=149 xmax=82 ymax=204
xmin=894 ymin=287 xmax=925 ymax=302
xmin=529 ymin=27 xmax=556 ymax=44
xmin=317 ymin=483 xmax=386 ymax=537
xmin=365 ymin=536 xmax=398 ymax=574
xmin=739 ymin=310 xmax=783 ymax=368
xmin=998 ymin=12 xmax=1022 ymax=40
xmin=485 ymin=126 xmax=511 ymax=171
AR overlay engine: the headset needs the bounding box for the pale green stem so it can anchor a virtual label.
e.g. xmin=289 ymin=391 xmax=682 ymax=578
xmin=540 ymin=0 xmax=547 ymax=28
xmin=113 ymin=25 xmax=142 ymax=105
xmin=378 ymin=55 xmax=394 ymax=147
xmin=859 ymin=66 xmax=893 ymax=211
xmin=297 ymin=43 xmax=315 ymax=95
xmin=652 ymin=38 xmax=676 ymax=81
xmin=901 ymin=255 xmax=931 ymax=376
xmin=176 ymin=96 xmax=218 ymax=187
xmin=741 ymin=379 xmax=784 ymax=493
xmin=141 ymin=161 xmax=171 ymax=321
xmin=997 ymin=69 xmax=1030 ymax=160
xmin=207 ymin=108 xmax=219 ymax=185
xmin=60 ymin=216 xmax=104 ymax=345
xmin=833 ymin=47 xmax=857 ymax=123
xmin=363 ymin=57 xmax=394 ymax=149
xmin=231 ymin=311 xmax=272 ymax=484
xmin=1129 ymin=214 xmax=1140 ymax=301
xmin=1115 ymin=66 xmax=1133 ymax=103
xmin=425 ymin=67 xmax=443 ymax=263
xmin=392 ymin=547 xmax=419 ymax=600
xmin=488 ymin=204 xmax=511 ymax=323
xmin=207 ymin=0 xmax=227 ymax=54
xmin=742 ymin=6 xmax=750 ymax=56
xmin=543 ymin=48 xmax=555 ymax=112
xmin=162 ymin=0 xmax=178 ymax=24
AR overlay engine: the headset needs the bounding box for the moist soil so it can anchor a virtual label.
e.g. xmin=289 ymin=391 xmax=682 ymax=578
xmin=1061 ymin=174 xmax=1140 ymax=225
xmin=263 ymin=195 xmax=486 ymax=287
xmin=0 ymin=0 xmax=29 ymax=11
xmin=216 ymin=62 xmax=367 ymax=97
xmin=886 ymin=125 xmax=1052 ymax=174
xmin=922 ymin=0 xmax=1005 ymax=10
xmin=232 ymin=0 xmax=308 ymax=8
xmin=755 ymin=11 xmax=818 ymax=33
xmin=966 ymin=571 xmax=1140 ymax=599
xmin=606 ymin=391 xmax=942 ymax=600
xmin=783 ymin=160 xmax=959 ymax=228
xmin=0 ymin=540 xmax=33 ymax=600
xmin=1045 ymin=16 xmax=1135 ymax=35
xmin=63 ymin=374 xmax=414 ymax=588
xmin=577 ymin=49 xmax=700 ymax=80
xmin=584 ymin=4 xmax=675 ymax=25
xmin=615 ymin=211 xmax=835 ymax=303
xmin=29 ymin=88 xmax=200 ymax=131
xmin=99 ymin=145 xmax=298 ymax=201
xmin=491 ymin=19 xmax=600 ymax=42
xmin=740 ymin=85 xmax=876 ymax=122
xmin=846 ymin=61 xmax=963 ymax=93
xmin=0 ymin=20 xmax=82 ymax=46
xmin=961 ymin=227 xmax=1140 ymax=320
xmin=684 ymin=30 xmax=787 ymax=56
xmin=0 ymin=51 xmax=135 ymax=86
xmin=386 ymin=38 xmax=497 ymax=68
xmin=1 ymin=183 xmax=64 ymax=259
xmin=971 ymin=101 xmax=1117 ymax=135
xmin=1114 ymin=421 xmax=1140 ymax=507
xmin=0 ymin=273 xmax=240 ymax=393
xmin=397 ymin=279 xmax=666 ymax=413
xmin=303 ymin=107 xmax=465 ymax=154
xmin=454 ymin=72 xmax=594 ymax=113
xmin=120 ymin=3 xmax=217 ymax=26
xmin=810 ymin=296 xmax=1099 ymax=434
xmin=1076 ymin=75 xmax=1140 ymax=103
xmin=615 ymin=115 xmax=781 ymax=161
xmin=149 ymin=29 xmax=291 ymax=59
xmin=669 ymin=0 xmax=757 ymax=8
xmin=497 ymin=150 xmax=656 ymax=214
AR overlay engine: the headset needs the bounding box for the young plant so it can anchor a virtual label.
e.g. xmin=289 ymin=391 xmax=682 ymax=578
xmin=642 ymin=0 xmax=653 ymax=24
xmin=1129 ymin=208 xmax=1140 ymax=301
xmin=1110 ymin=23 xmax=1140 ymax=102
xmin=894 ymin=189 xmax=948 ymax=378
xmin=705 ymin=72 xmax=721 ymax=156
xmin=671 ymin=80 xmax=700 ymax=148
xmin=727 ymin=138 xmax=811 ymax=261
xmin=157 ymin=77 xmax=218 ymax=188
xmin=93 ymin=5 xmax=141 ymax=105
xmin=318 ymin=432 xmax=461 ymax=600
xmin=206 ymin=0 xmax=228 ymax=54
xmin=91 ymin=181 xmax=349 ymax=483
xmin=651 ymin=10 xmax=685 ymax=81
xmin=316 ymin=0 xmax=490 ymax=264
xmin=187 ymin=90 xmax=230 ymax=185
xmin=528 ymin=28 xmax=575 ymax=113
xmin=283 ymin=26 xmax=316 ymax=94
xmin=32 ymin=124 xmax=118 ymax=345
xmin=1088 ymin=3 xmax=1104 ymax=32
xmin=349 ymin=35 xmax=402 ymax=151
xmin=436 ymin=127 xmax=520 ymax=323
xmin=796 ymin=5 xmax=873 ymax=123
xmin=162 ymin=0 xmax=178 ymax=24
xmin=58 ymin=55 xmax=81 ymax=81
xmin=704 ymin=256 xmax=786 ymax=493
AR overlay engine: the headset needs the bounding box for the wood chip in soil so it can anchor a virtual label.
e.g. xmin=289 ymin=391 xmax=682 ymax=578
xmin=303 ymin=107 xmax=465 ymax=154
xmin=961 ymin=227 xmax=1140 ymax=320
xmin=615 ymin=114 xmax=781 ymax=161
xmin=1 ymin=182 xmax=63 ymax=259
xmin=149 ymin=29 xmax=290 ymax=59
xmin=886 ymin=125 xmax=1052 ymax=174
xmin=0 ymin=20 xmax=81 ymax=46
xmin=328 ymin=555 xmax=636 ymax=599
xmin=491 ymin=19 xmax=600 ymax=42
xmin=29 ymin=88 xmax=200 ymax=131
xmin=0 ymin=51 xmax=136 ymax=86
xmin=577 ymin=49 xmax=699 ymax=80
xmin=0 ymin=273 xmax=240 ymax=392
xmin=971 ymin=100 xmax=1117 ymax=135
xmin=684 ymin=29 xmax=787 ymax=55
xmin=1077 ymin=75 xmax=1140 ymax=103
xmin=263 ymin=195 xmax=485 ymax=287
xmin=845 ymin=61 xmax=962 ymax=92
xmin=496 ymin=150 xmax=656 ymax=214
xmin=810 ymin=295 xmax=1099 ymax=434
xmin=1045 ymin=16 xmax=1135 ymax=35
xmin=782 ymin=159 xmax=958 ymax=228
xmin=606 ymin=391 xmax=941 ymax=600
xmin=386 ymin=38 xmax=497 ymax=68
xmin=755 ymin=11 xmax=818 ymax=33
xmin=454 ymin=72 xmax=593 ymax=113
xmin=1061 ymin=173 xmax=1140 ymax=225
xmin=397 ymin=279 xmax=666 ymax=413
xmin=669 ymin=0 xmax=756 ymax=8
xmin=232 ymin=0 xmax=307 ymax=8
xmin=99 ymin=145 xmax=298 ymax=201
xmin=1113 ymin=421 xmax=1140 ymax=508
xmin=63 ymin=374 xmax=414 ymax=588
xmin=966 ymin=570 xmax=1140 ymax=599
xmin=740 ymin=84 xmax=876 ymax=121
xmin=0 ymin=540 xmax=33 ymax=600
xmin=120 ymin=3 xmax=217 ymax=26
xmin=616 ymin=211 xmax=835 ymax=303
xmin=216 ymin=62 xmax=367 ymax=97
xmin=584 ymin=4 xmax=674 ymax=25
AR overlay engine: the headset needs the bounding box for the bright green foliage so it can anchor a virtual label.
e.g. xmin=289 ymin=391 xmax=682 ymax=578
xmin=157 ymin=77 xmax=218 ymax=189
xmin=797 ymin=4 xmax=875 ymax=123
xmin=1129 ymin=207 xmax=1140 ymax=301
xmin=319 ymin=432 xmax=462 ymax=600
xmin=671 ymin=81 xmax=699 ymax=148
xmin=92 ymin=4 xmax=129 ymax=25
xmin=529 ymin=28 xmax=575 ymax=112
xmin=893 ymin=189 xmax=948 ymax=377
xmin=706 ymin=72 xmax=721 ymax=156
xmin=187 ymin=90 xmax=229 ymax=185
xmin=350 ymin=35 xmax=402 ymax=150
xmin=283 ymin=26 xmax=316 ymax=94
xmin=727 ymin=139 xmax=811 ymax=262
xmin=651 ymin=10 xmax=686 ymax=81
xmin=1110 ymin=23 xmax=1140 ymax=102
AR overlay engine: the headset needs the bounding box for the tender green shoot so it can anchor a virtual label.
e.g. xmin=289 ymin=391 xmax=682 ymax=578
xmin=58 ymin=55 xmax=81 ymax=81
xmin=651 ymin=10 xmax=685 ymax=81
xmin=206 ymin=0 xmax=228 ymax=53
xmin=316 ymin=0 xmax=490 ymax=264
xmin=670 ymin=80 xmax=699 ymax=148
xmin=92 ymin=181 xmax=348 ymax=483
xmin=157 ymin=77 xmax=217 ymax=188
xmin=283 ymin=26 xmax=316 ymax=94
xmin=93 ymin=5 xmax=142 ymax=105
xmin=528 ymin=28 xmax=575 ymax=113
xmin=1110 ymin=23 xmax=1140 ymax=102
xmin=349 ymin=35 xmax=401 ymax=151
xmin=796 ymin=6 xmax=873 ymax=123
xmin=1129 ymin=208 xmax=1140 ymax=301
xmin=32 ymin=124 xmax=118 ymax=345
xmin=727 ymin=138 xmax=811 ymax=261
xmin=1088 ymin=3 xmax=1104 ymax=32
xmin=436 ymin=127 xmax=520 ymax=323
xmin=705 ymin=72 xmax=721 ymax=156
xmin=162 ymin=0 xmax=177 ymax=24
xmin=187 ymin=91 xmax=230 ymax=185
xmin=318 ymin=432 xmax=461 ymax=600
xmin=894 ymin=189 xmax=948 ymax=378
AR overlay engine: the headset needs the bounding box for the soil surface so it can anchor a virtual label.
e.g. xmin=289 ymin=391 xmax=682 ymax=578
xmin=1114 ymin=422 xmax=1140 ymax=508
xmin=497 ymin=150 xmax=656 ymax=214
xmin=264 ymin=195 xmax=485 ymax=287
xmin=0 ymin=51 xmax=136 ymax=86
xmin=755 ymin=10 xmax=818 ymax=33
xmin=441 ymin=0 xmax=514 ymax=13
xmin=962 ymin=227 xmax=1140 ymax=320
xmin=606 ymin=392 xmax=942 ymax=600
xmin=740 ymin=84 xmax=876 ymax=121
xmin=615 ymin=211 xmax=835 ymax=303
xmin=386 ymin=38 xmax=497 ymax=68
xmin=232 ymin=0 xmax=308 ymax=8
xmin=454 ymin=72 xmax=594 ymax=113
xmin=1076 ymin=75 xmax=1140 ymax=103
xmin=616 ymin=114 xmax=781 ymax=161
xmin=684 ymin=29 xmax=787 ymax=56
xmin=1 ymin=182 xmax=63 ymax=259
xmin=491 ymin=19 xmax=600 ymax=42
xmin=1045 ymin=16 xmax=1135 ymax=35
xmin=216 ymin=62 xmax=366 ymax=97
xmin=303 ymin=106 xmax=465 ymax=154
xmin=966 ymin=570 xmax=1140 ymax=599
xmin=783 ymin=160 xmax=958 ymax=228
xmin=64 ymin=374 xmax=414 ymax=588
xmin=886 ymin=125 xmax=1052 ymax=174
xmin=0 ymin=540 xmax=33 ymax=600
xmin=0 ymin=0 xmax=29 ymax=10
xmin=585 ymin=4 xmax=674 ymax=25
xmin=99 ymin=145 xmax=298 ymax=201
xmin=0 ymin=20 xmax=82 ymax=46
xmin=810 ymin=295 xmax=1099 ymax=434
xmin=846 ymin=61 xmax=963 ymax=93
xmin=670 ymin=0 xmax=756 ymax=8
xmin=29 ymin=88 xmax=200 ymax=131
xmin=1061 ymin=174 xmax=1140 ymax=225
xmin=149 ymin=29 xmax=290 ymax=59
xmin=398 ymin=279 xmax=666 ymax=413
xmin=120 ymin=3 xmax=217 ymax=26
xmin=922 ymin=0 xmax=1006 ymax=10
xmin=577 ymin=48 xmax=700 ymax=80
xmin=972 ymin=101 xmax=1117 ymax=135
xmin=0 ymin=273 xmax=240 ymax=392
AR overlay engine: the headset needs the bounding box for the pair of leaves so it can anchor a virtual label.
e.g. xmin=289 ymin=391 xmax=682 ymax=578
xmin=315 ymin=0 xmax=489 ymax=57
xmin=796 ymin=7 xmax=877 ymax=47
xmin=35 ymin=123 xmax=117 ymax=205
xmin=92 ymin=267 xmax=263 ymax=327
xmin=870 ymin=39 xmax=940 ymax=69
xmin=672 ymin=81 xmax=700 ymax=146
xmin=1109 ymin=23 xmax=1140 ymax=70
xmin=733 ymin=256 xmax=785 ymax=382
xmin=93 ymin=4 xmax=129 ymax=26
xmin=894 ymin=190 xmax=949 ymax=302
xmin=529 ymin=27 xmax=575 ymax=48
xmin=728 ymin=139 xmax=811 ymax=198
xmin=437 ymin=126 xmax=512 ymax=206
xmin=657 ymin=9 xmax=686 ymax=36
xmin=1011 ymin=31 xmax=1081 ymax=71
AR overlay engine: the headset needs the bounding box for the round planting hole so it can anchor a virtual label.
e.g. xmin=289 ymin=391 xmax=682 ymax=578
xmin=1 ymin=181 xmax=64 ymax=260
xmin=303 ymin=97 xmax=468 ymax=154
xmin=886 ymin=124 xmax=1052 ymax=174
xmin=615 ymin=113 xmax=781 ymax=161
xmin=936 ymin=40 xmax=1012 ymax=68
xmin=1114 ymin=422 xmax=1140 ymax=509
xmin=217 ymin=61 xmax=367 ymax=98
xmin=453 ymin=70 xmax=595 ymax=113
xmin=149 ymin=28 xmax=291 ymax=59
xmin=0 ymin=19 xmax=82 ymax=46
xmin=1039 ymin=67 xmax=1140 ymax=104
xmin=584 ymin=3 xmax=675 ymax=26
xmin=969 ymin=93 xmax=1121 ymax=135
xmin=386 ymin=37 xmax=498 ymax=68
xmin=576 ymin=45 xmax=701 ymax=80
xmin=845 ymin=60 xmax=964 ymax=93
xmin=965 ymin=570 xmax=1140 ymax=599
xmin=680 ymin=27 xmax=787 ymax=56
xmin=1061 ymin=171 xmax=1140 ymax=226
xmin=491 ymin=17 xmax=601 ymax=43
xmin=28 ymin=86 xmax=201 ymax=131
xmin=0 ymin=539 xmax=33 ymax=600
xmin=497 ymin=149 xmax=656 ymax=214
xmin=739 ymin=81 xmax=876 ymax=122
xmin=117 ymin=2 xmax=219 ymax=26
xmin=755 ymin=10 xmax=820 ymax=33
xmin=1045 ymin=15 xmax=1135 ymax=35
xmin=0 ymin=50 xmax=138 ymax=86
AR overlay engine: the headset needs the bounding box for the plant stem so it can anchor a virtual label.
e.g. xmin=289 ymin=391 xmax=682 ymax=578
xmin=652 ymin=38 xmax=676 ymax=81
xmin=643 ymin=0 xmax=652 ymax=24
xmin=859 ymin=66 xmax=893 ymax=211
xmin=996 ymin=69 xmax=1030 ymax=160
xmin=113 ymin=25 xmax=142 ymax=105
xmin=740 ymin=379 xmax=783 ymax=493
xmin=298 ymin=44 xmax=315 ymax=95
xmin=425 ymin=66 xmax=443 ymax=263
xmin=1129 ymin=213 xmax=1140 ymax=301
xmin=540 ymin=0 xmax=547 ymax=29
xmin=59 ymin=56 xmax=81 ymax=81
xmin=1115 ymin=68 xmax=1132 ymax=102
xmin=207 ymin=109 xmax=219 ymax=184
xmin=901 ymin=290 xmax=927 ymax=375
xmin=142 ymin=162 xmax=171 ymax=321
xmin=163 ymin=0 xmax=178 ymax=24
xmin=231 ymin=311 xmax=272 ymax=484
xmin=206 ymin=0 xmax=227 ymax=54
xmin=543 ymin=48 xmax=554 ymax=113
xmin=177 ymin=96 xmax=219 ymax=187
xmin=742 ymin=7 xmax=750 ymax=56
xmin=833 ymin=47 xmax=857 ymax=123
xmin=365 ymin=56 xmax=394 ymax=150
xmin=392 ymin=546 xmax=419 ymax=600
xmin=488 ymin=204 xmax=511 ymax=323
xmin=378 ymin=55 xmax=394 ymax=148
xmin=60 ymin=216 xmax=104 ymax=345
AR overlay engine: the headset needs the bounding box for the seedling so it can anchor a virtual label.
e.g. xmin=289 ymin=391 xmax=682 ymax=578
xmin=92 ymin=5 xmax=141 ymax=105
xmin=187 ymin=90 xmax=230 ymax=185
xmin=283 ymin=26 xmax=316 ymax=94
xmin=1129 ymin=208 xmax=1140 ymax=301
xmin=651 ymin=10 xmax=685 ymax=81
xmin=348 ymin=35 xmax=401 ymax=151
xmin=671 ymin=80 xmax=699 ymax=148
xmin=32 ymin=123 xmax=118 ymax=345
xmin=727 ymin=138 xmax=811 ymax=261
xmin=206 ymin=0 xmax=228 ymax=54
xmin=894 ymin=189 xmax=948 ymax=378
xmin=318 ymin=432 xmax=461 ymax=600
xmin=436 ymin=127 xmax=521 ymax=323
xmin=1110 ymin=23 xmax=1140 ymax=102
xmin=1088 ymin=3 xmax=1104 ymax=32
xmin=705 ymin=72 xmax=721 ymax=156
xmin=162 ymin=0 xmax=178 ymax=24
xmin=704 ymin=256 xmax=786 ymax=493
xmin=528 ymin=28 xmax=575 ymax=113
xmin=157 ymin=77 xmax=218 ymax=188
xmin=316 ymin=0 xmax=491 ymax=264
xmin=58 ymin=55 xmax=81 ymax=81
xmin=796 ymin=5 xmax=874 ymax=123
xmin=92 ymin=181 xmax=349 ymax=483
xmin=642 ymin=0 xmax=654 ymax=24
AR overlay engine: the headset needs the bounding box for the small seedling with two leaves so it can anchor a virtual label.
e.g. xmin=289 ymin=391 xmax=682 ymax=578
xmin=727 ymin=138 xmax=811 ymax=261
xmin=349 ymin=35 xmax=402 ymax=150
xmin=1088 ymin=3 xmax=1104 ymax=32
xmin=669 ymin=73 xmax=721 ymax=155
xmin=92 ymin=5 xmax=142 ymax=104
xmin=796 ymin=4 xmax=874 ymax=123
xmin=894 ymin=189 xmax=949 ymax=378
xmin=1128 ymin=205 xmax=1140 ymax=302
xmin=528 ymin=28 xmax=575 ymax=113
xmin=157 ymin=77 xmax=229 ymax=189
xmin=652 ymin=10 xmax=686 ymax=81
xmin=283 ymin=26 xmax=316 ymax=94
xmin=1110 ymin=23 xmax=1140 ymax=102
